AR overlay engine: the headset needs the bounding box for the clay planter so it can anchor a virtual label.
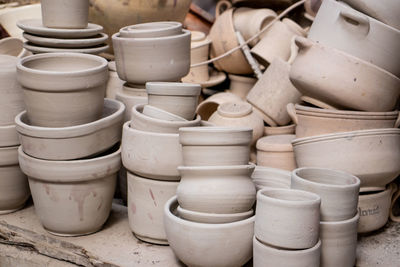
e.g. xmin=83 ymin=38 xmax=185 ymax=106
xmin=142 ymin=105 xmax=187 ymax=121
xmin=253 ymin=236 xmax=321 ymax=267
xmin=255 ymin=188 xmax=321 ymax=249
xmin=292 ymin=128 xmax=400 ymax=189
xmin=0 ymin=146 xmax=30 ymax=214
xmin=127 ymin=172 xmax=178 ymax=245
xmin=264 ymin=124 xmax=295 ymax=136
xmin=146 ymin=82 xmax=201 ymax=120
xmin=179 ymin=126 xmax=252 ymax=166
xmin=196 ymin=92 xmax=243 ymax=121
xmin=0 ymin=124 xmax=19 ymax=147
xmin=106 ymin=61 xmax=124 ymax=99
xmin=17 ymin=53 xmax=108 ymax=127
xmin=121 ymin=122 xmax=182 ymax=180
xmin=164 ymin=196 xmax=254 ymax=267
xmin=287 ymin=103 xmax=400 ymax=138
xmin=177 ymin=206 xmax=254 ymax=224
xmin=289 ymin=37 xmax=400 ymax=112
xmin=41 ymin=0 xmax=89 ymax=29
xmin=251 ymin=166 xmax=291 ymax=191
xmin=177 ymin=164 xmax=256 ymax=214
xmin=291 ymin=167 xmax=360 ymax=221
xmin=115 ymin=83 xmax=148 ymax=122
xmin=119 ymin=22 xmax=182 ymax=38
xmin=320 ymin=213 xmax=359 ymax=267
xmin=15 ymin=99 xmax=124 ymax=160
xmin=256 ymin=134 xmax=296 ymax=171
xmin=0 ymin=37 xmax=30 ymax=58
xmin=308 ymin=0 xmax=400 ymax=77
xmin=18 ymin=145 xmax=121 ymax=236
xmin=112 ymin=30 xmax=191 ymax=84
xmin=228 ymin=74 xmax=257 ymax=100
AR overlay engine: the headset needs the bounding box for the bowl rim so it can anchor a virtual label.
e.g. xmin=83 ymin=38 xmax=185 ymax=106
xmin=253 ymin=235 xmax=322 ymax=254
xmin=112 ymin=28 xmax=191 ymax=42
xmin=257 ymin=188 xmax=321 ymax=207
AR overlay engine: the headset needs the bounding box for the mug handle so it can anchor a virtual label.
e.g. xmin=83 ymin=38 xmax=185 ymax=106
xmin=339 ymin=10 xmax=370 ymax=35
xmin=215 ymin=0 xmax=232 ymax=18
xmin=286 ymin=103 xmax=298 ymax=124
xmin=390 ymin=182 xmax=400 ymax=222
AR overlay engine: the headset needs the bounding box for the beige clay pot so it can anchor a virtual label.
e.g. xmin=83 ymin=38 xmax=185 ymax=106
xmin=119 ymin=22 xmax=182 ymax=38
xmin=251 ymin=166 xmax=291 ymax=191
xmin=115 ymin=83 xmax=148 ymax=122
xmin=41 ymin=0 xmax=89 ymax=29
xmin=228 ymin=74 xmax=257 ymax=100
xmin=105 ymin=61 xmax=124 ymax=99
xmin=264 ymin=124 xmax=295 ymax=136
xmin=0 ymin=124 xmax=19 ymax=147
xmin=196 ymin=92 xmax=243 ymax=121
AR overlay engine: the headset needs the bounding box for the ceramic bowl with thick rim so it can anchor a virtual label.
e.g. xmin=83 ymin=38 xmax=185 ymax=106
xmin=119 ymin=21 xmax=182 ymax=38
xmin=177 ymin=205 xmax=254 ymax=224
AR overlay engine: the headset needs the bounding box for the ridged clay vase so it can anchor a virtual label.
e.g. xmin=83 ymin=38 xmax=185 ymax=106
xmin=41 ymin=0 xmax=88 ymax=29
xmin=264 ymin=124 xmax=295 ymax=136
xmin=119 ymin=22 xmax=182 ymax=38
xmin=251 ymin=165 xmax=291 ymax=191
xmin=196 ymin=92 xmax=242 ymax=121
xmin=177 ymin=205 xmax=253 ymax=224
xmin=228 ymin=74 xmax=257 ymax=100
xmin=115 ymin=83 xmax=147 ymax=122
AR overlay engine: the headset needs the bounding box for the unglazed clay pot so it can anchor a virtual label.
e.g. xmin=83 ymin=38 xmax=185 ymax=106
xmin=320 ymin=213 xmax=359 ymax=267
xmin=15 ymin=99 xmax=124 ymax=160
xmin=127 ymin=172 xmax=178 ymax=245
xmin=287 ymin=103 xmax=400 ymax=138
xmin=17 ymin=53 xmax=108 ymax=127
xmin=179 ymin=126 xmax=252 ymax=166
xmin=41 ymin=0 xmax=89 ymax=29
xmin=164 ymin=196 xmax=254 ymax=267
xmin=256 ymin=134 xmax=297 ymax=171
xmin=119 ymin=22 xmax=182 ymax=38
xmin=18 ymin=145 xmax=120 ymax=236
xmin=0 ymin=37 xmax=31 ymax=58
xmin=264 ymin=124 xmax=295 ymax=136
xmin=177 ymin=164 xmax=256 ymax=214
xmin=289 ymin=37 xmax=400 ymax=112
xmin=142 ymin=105 xmax=187 ymax=122
xmin=121 ymin=122 xmax=182 ymax=181
xmin=106 ymin=61 xmax=124 ymax=99
xmin=228 ymin=74 xmax=257 ymax=100
xmin=115 ymin=83 xmax=148 ymax=122
xmin=146 ymin=82 xmax=201 ymax=120
xmin=196 ymin=92 xmax=243 ymax=121
xmin=0 ymin=146 xmax=29 ymax=214
xmin=112 ymin=30 xmax=191 ymax=84
xmin=0 ymin=124 xmax=19 ymax=147
xmin=292 ymin=128 xmax=400 ymax=189
xmin=177 ymin=206 xmax=254 ymax=224
xmin=251 ymin=166 xmax=291 ymax=191
xmin=291 ymin=167 xmax=360 ymax=221
xmin=253 ymin=236 xmax=321 ymax=267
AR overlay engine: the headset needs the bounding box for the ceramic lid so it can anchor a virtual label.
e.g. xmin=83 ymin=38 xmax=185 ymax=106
xmin=217 ymin=102 xmax=253 ymax=118
xmin=146 ymin=82 xmax=201 ymax=96
xmin=256 ymin=134 xmax=295 ymax=152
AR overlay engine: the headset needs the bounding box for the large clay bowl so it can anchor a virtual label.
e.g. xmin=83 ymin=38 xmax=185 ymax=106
xmin=292 ymin=128 xmax=400 ymax=189
xmin=164 ymin=196 xmax=254 ymax=267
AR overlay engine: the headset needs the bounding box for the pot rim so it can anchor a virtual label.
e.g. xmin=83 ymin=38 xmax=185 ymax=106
xmin=123 ymin=121 xmax=179 ymax=137
xmin=179 ymin=126 xmax=252 ymax=146
xmin=177 ymin=205 xmax=254 ymax=220
xmin=143 ymin=105 xmax=187 ymax=121
xmin=146 ymin=82 xmax=201 ymax=96
xmin=359 ymin=183 xmax=394 ymax=199
xmin=257 ymin=188 xmax=321 ymax=207
xmin=253 ymin=236 xmax=322 ymax=254
xmin=256 ymin=135 xmax=295 ymax=152
xmin=178 ymin=163 xmax=255 ymax=173
xmin=112 ymin=29 xmax=191 ymax=42
xmin=120 ymin=21 xmax=182 ymax=37
xmin=320 ymin=212 xmax=360 ymax=225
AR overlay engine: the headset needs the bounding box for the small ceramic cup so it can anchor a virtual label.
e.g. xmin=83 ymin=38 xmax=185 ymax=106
xmin=41 ymin=0 xmax=89 ymax=29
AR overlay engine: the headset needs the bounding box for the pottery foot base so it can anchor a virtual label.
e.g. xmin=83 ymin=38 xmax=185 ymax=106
xmin=301 ymin=96 xmax=338 ymax=110
xmin=44 ymin=225 xmax=103 ymax=237
xmin=133 ymin=232 xmax=169 ymax=246
xmin=0 ymin=204 xmax=25 ymax=215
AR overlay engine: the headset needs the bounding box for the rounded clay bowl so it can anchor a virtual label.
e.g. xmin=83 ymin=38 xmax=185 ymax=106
xmin=177 ymin=205 xmax=254 ymax=224
xmin=119 ymin=21 xmax=182 ymax=38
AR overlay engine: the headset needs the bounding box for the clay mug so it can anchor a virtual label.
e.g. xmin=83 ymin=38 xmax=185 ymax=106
xmin=41 ymin=0 xmax=89 ymax=29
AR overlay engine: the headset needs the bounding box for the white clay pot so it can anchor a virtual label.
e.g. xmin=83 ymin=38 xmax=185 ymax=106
xmin=127 ymin=172 xmax=178 ymax=245
xmin=119 ymin=21 xmax=182 ymax=38
xmin=142 ymin=105 xmax=187 ymax=121
xmin=41 ymin=0 xmax=89 ymax=29
xmin=182 ymin=35 xmax=212 ymax=84
xmin=255 ymin=188 xmax=321 ymax=249
xmin=228 ymin=74 xmax=257 ymax=100
xmin=264 ymin=124 xmax=295 ymax=136
xmin=0 ymin=124 xmax=19 ymax=147
xmin=164 ymin=196 xmax=254 ymax=267
xmin=196 ymin=92 xmax=243 ymax=121
xmin=177 ymin=205 xmax=254 ymax=224
xmin=251 ymin=166 xmax=291 ymax=191
xmin=105 ymin=61 xmax=124 ymax=99
xmin=115 ymin=82 xmax=148 ymax=122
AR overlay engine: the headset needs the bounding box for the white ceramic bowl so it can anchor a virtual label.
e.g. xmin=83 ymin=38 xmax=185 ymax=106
xmin=119 ymin=21 xmax=182 ymax=38
xmin=142 ymin=105 xmax=187 ymax=121
xmin=177 ymin=205 xmax=253 ymax=224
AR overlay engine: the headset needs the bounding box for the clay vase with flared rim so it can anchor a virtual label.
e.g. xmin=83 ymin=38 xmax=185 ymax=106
xmin=308 ymin=0 xmax=400 ymax=77
xmin=121 ymin=122 xmax=182 ymax=181
xmin=15 ymin=99 xmax=124 ymax=161
xmin=119 ymin=21 xmax=182 ymax=38
xmin=287 ymin=103 xmax=400 ymax=139
xmin=178 ymin=126 xmax=252 ymax=166
xmin=253 ymin=236 xmax=321 ymax=267
xmin=255 ymin=188 xmax=321 ymax=249
xmin=0 ymin=146 xmax=30 ymax=215
xmin=251 ymin=166 xmax=291 ymax=191
xmin=228 ymin=74 xmax=257 ymax=100
xmin=127 ymin=172 xmax=178 ymax=245
xmin=18 ymin=145 xmax=120 ymax=236
xmin=41 ymin=0 xmax=89 ymax=29
xmin=16 ymin=53 xmax=108 ymax=127
xmin=264 ymin=124 xmax=295 ymax=136
xmin=196 ymin=92 xmax=243 ymax=121
xmin=290 ymin=37 xmax=400 ymax=112
xmin=116 ymin=83 xmax=147 ymax=122
xmin=130 ymin=104 xmax=201 ymax=134
xmin=106 ymin=61 xmax=124 ymax=99
xmin=291 ymin=167 xmax=361 ymax=221
xmin=320 ymin=213 xmax=359 ymax=267
xmin=177 ymin=164 xmax=256 ymax=214
xmin=0 ymin=37 xmax=30 ymax=58
xmin=146 ymin=82 xmax=201 ymax=120
xmin=208 ymin=102 xmax=264 ymax=146
xmin=358 ymin=184 xmax=397 ymax=233
xmin=246 ymin=58 xmax=301 ymax=126
xmin=292 ymin=128 xmax=400 ymax=189
xmin=177 ymin=205 xmax=254 ymax=224
xmin=164 ymin=196 xmax=254 ymax=267
xmin=0 ymin=55 xmax=25 ymax=126
xmin=142 ymin=105 xmax=187 ymax=122
xmin=256 ymin=134 xmax=297 ymax=171
xmin=0 ymin=124 xmax=19 ymax=147
xmin=209 ymin=8 xmax=252 ymax=75
xmin=112 ymin=30 xmax=191 ymax=84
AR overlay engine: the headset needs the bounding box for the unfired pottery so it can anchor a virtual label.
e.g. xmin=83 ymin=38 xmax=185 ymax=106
xmin=177 ymin=206 xmax=254 ymax=224
xmin=22 ymin=32 xmax=108 ymax=48
xmin=142 ymin=105 xmax=187 ymax=122
xmin=119 ymin=22 xmax=182 ymax=38
xmin=264 ymin=124 xmax=295 ymax=136
xmin=41 ymin=0 xmax=89 ymax=29
xmin=228 ymin=74 xmax=257 ymax=100
xmin=115 ymin=83 xmax=148 ymax=122
xmin=251 ymin=166 xmax=291 ymax=191
xmin=23 ymin=42 xmax=109 ymax=55
xmin=0 ymin=37 xmax=30 ymax=58
xmin=390 ymin=185 xmax=400 ymax=223
xmin=106 ymin=61 xmax=124 ymax=99
xmin=196 ymin=92 xmax=243 ymax=121
xmin=0 ymin=124 xmax=19 ymax=147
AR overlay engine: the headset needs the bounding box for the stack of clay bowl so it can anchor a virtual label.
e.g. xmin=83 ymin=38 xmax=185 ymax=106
xmin=163 ymin=126 xmax=255 ymax=267
xmin=121 ymin=82 xmax=201 ymax=245
xmin=15 ymin=52 xmax=125 ymax=237
xmin=17 ymin=0 xmax=108 ymax=55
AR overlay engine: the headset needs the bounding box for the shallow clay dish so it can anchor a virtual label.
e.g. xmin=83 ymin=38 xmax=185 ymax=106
xmin=23 ymin=32 xmax=108 ymax=48
xmin=177 ymin=206 xmax=253 ymax=224
xmin=23 ymin=42 xmax=109 ymax=55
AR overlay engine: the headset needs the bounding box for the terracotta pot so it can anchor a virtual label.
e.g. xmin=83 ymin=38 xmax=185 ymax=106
xmin=115 ymin=83 xmax=148 ymax=122
xmin=320 ymin=213 xmax=359 ymax=267
xmin=121 ymin=122 xmax=182 ymax=180
xmin=179 ymin=126 xmax=252 ymax=166
xmin=289 ymin=37 xmax=400 ymax=112
xmin=292 ymin=128 xmax=400 ymax=189
xmin=253 ymin=236 xmax=321 ymax=267
xmin=256 ymin=134 xmax=297 ymax=171
xmin=264 ymin=124 xmax=295 ymax=136
xmin=287 ymin=103 xmax=400 ymax=138
xmin=112 ymin=30 xmax=191 ymax=84
xmin=105 ymin=61 xmax=124 ymax=99
xmin=127 ymin=172 xmax=178 ymax=245
xmin=0 ymin=124 xmax=19 ymax=147
xmin=308 ymin=0 xmax=400 ymax=77
xmin=142 ymin=105 xmax=187 ymax=122
xmin=228 ymin=74 xmax=257 ymax=100
xmin=16 ymin=99 xmax=124 ymax=160
xmin=120 ymin=22 xmax=182 ymax=38
xmin=177 ymin=206 xmax=253 ymax=224
xmin=255 ymin=188 xmax=321 ymax=249
xmin=164 ymin=196 xmax=254 ymax=267
xmin=177 ymin=164 xmax=256 ymax=214
xmin=0 ymin=146 xmax=29 ymax=214
xmin=41 ymin=0 xmax=89 ymax=29
xmin=0 ymin=37 xmax=31 ymax=58
xmin=251 ymin=166 xmax=291 ymax=191
xmin=196 ymin=92 xmax=243 ymax=121
xmin=146 ymin=82 xmax=201 ymax=120
xmin=17 ymin=53 xmax=108 ymax=127
xmin=18 ymin=145 xmax=120 ymax=236
xmin=291 ymin=167 xmax=360 ymax=221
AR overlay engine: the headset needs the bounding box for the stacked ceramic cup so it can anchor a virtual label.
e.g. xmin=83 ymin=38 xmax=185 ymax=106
xmin=15 ymin=52 xmax=125 ymax=237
